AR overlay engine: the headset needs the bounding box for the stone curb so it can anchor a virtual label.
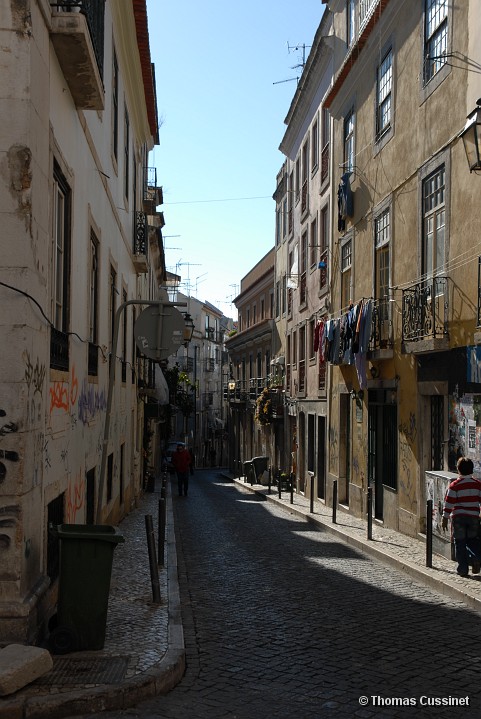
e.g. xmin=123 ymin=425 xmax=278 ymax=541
xmin=0 ymin=488 xmax=185 ymax=719
xmin=231 ymin=476 xmax=481 ymax=615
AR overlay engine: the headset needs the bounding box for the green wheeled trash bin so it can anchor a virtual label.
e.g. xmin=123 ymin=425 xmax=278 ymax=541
xmin=48 ymin=524 xmax=124 ymax=654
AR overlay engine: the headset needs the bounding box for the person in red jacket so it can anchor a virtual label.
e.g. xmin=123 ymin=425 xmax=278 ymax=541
xmin=442 ymin=457 xmax=481 ymax=576
xmin=172 ymin=443 xmax=192 ymax=497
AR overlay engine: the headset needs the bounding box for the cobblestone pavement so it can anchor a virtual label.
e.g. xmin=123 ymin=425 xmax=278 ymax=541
xmin=75 ymin=471 xmax=481 ymax=719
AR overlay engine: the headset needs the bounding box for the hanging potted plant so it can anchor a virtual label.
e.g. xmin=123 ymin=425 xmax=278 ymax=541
xmin=255 ymin=388 xmax=272 ymax=426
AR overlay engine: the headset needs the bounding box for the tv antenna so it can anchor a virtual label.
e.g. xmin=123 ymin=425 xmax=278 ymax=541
xmin=273 ymin=42 xmax=311 ymax=86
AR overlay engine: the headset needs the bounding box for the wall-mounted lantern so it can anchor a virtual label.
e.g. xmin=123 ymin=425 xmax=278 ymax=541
xmin=460 ymin=100 xmax=481 ymax=173
xmin=183 ymin=312 xmax=195 ymax=346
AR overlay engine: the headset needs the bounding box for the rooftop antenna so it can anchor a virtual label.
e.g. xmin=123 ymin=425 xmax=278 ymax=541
xmin=273 ymin=42 xmax=311 ymax=85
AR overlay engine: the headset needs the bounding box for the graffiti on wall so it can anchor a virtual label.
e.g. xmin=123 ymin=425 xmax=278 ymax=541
xmin=78 ymin=380 xmax=107 ymax=425
xmin=49 ymin=365 xmax=78 ymax=416
xmin=65 ymin=472 xmax=86 ymax=523
xmin=398 ymin=412 xmax=417 ymax=501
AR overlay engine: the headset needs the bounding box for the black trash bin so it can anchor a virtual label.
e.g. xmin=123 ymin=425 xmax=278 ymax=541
xmin=48 ymin=524 xmax=124 ymax=654
xmin=243 ymin=460 xmax=254 ymax=484
xmin=252 ymin=456 xmax=269 ymax=483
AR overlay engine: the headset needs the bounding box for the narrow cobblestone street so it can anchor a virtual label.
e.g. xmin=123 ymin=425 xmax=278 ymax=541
xmin=77 ymin=470 xmax=481 ymax=719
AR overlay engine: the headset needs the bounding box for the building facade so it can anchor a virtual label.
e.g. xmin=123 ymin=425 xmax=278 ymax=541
xmin=0 ymin=0 xmax=162 ymax=643
xmin=324 ymin=0 xmax=481 ymax=548
xmin=225 ymin=250 xmax=278 ymax=475
xmin=274 ymin=8 xmax=334 ymax=496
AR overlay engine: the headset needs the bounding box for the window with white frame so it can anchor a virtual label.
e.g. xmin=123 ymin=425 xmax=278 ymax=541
xmin=423 ymin=165 xmax=445 ymax=279
xmin=376 ymin=48 xmax=392 ymax=140
xmin=311 ymin=118 xmax=319 ymax=171
xmin=344 ymin=109 xmax=355 ymax=173
xmin=341 ymin=237 xmax=352 ymax=310
xmin=347 ymin=0 xmax=356 ymax=47
xmin=319 ymin=204 xmax=329 ymax=292
xmin=374 ymin=207 xmax=390 ymax=320
xmin=424 ymin=0 xmax=448 ymax=84
xmin=309 ymin=216 xmax=318 ymax=269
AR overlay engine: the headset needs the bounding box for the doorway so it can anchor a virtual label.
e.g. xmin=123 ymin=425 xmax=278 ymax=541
xmin=368 ymin=389 xmax=397 ymax=520
xmin=317 ymin=416 xmax=326 ymax=499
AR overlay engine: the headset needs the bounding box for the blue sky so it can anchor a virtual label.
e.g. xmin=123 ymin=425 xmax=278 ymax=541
xmin=146 ymin=1 xmax=324 ymax=316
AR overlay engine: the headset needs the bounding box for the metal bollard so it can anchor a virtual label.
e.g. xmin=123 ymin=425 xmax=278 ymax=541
xmin=309 ymin=472 xmax=314 ymax=513
xmin=145 ymin=514 xmax=161 ymax=603
xmin=278 ymin=474 xmax=282 ymax=499
xmin=268 ymin=466 xmax=272 ymax=495
xmin=426 ymin=499 xmax=433 ymax=568
xmin=332 ymin=479 xmax=338 ymax=523
xmin=367 ymin=486 xmax=373 ymax=540
xmin=158 ymin=498 xmax=166 ymax=566
xmin=290 ymin=473 xmax=294 ymax=504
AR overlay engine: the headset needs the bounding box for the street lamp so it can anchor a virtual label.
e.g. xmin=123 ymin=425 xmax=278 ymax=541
xmin=183 ymin=312 xmax=195 ymax=346
xmin=460 ymin=100 xmax=481 ymax=173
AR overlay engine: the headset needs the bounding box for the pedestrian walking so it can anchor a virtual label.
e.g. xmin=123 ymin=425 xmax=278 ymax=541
xmin=442 ymin=456 xmax=481 ymax=577
xmin=172 ymin=443 xmax=192 ymax=497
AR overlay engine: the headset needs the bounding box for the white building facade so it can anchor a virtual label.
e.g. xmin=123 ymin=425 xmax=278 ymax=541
xmin=0 ymin=0 xmax=161 ymax=643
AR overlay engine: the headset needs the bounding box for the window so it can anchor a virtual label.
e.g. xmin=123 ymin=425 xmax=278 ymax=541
xmin=88 ymin=231 xmax=99 ymax=375
xmin=288 ymin=171 xmax=294 ymax=234
xmin=344 ymin=109 xmax=355 ymax=172
xmin=50 ymin=162 xmax=71 ymax=371
xmin=261 ymin=297 xmax=265 ymax=320
xmin=375 ymin=208 xmax=390 ymax=302
xmin=309 ymin=216 xmax=318 ymax=269
xmin=276 ymin=208 xmax=281 ymax=247
xmin=347 ymin=0 xmax=356 ymax=46
xmin=275 ymin=280 xmax=280 ymax=318
xmin=319 ymin=205 xmax=329 ymax=291
xmin=424 ymin=0 xmax=448 ymax=84
xmin=299 ymin=326 xmax=306 ymax=393
xmin=309 ymin=319 xmax=316 ymax=359
xmin=423 ymin=165 xmax=445 ymax=279
xmin=321 ymin=107 xmax=330 ymax=184
xmin=341 ymin=238 xmax=352 ymax=310
xmin=376 ymin=49 xmax=392 ymax=140
xmin=311 ymin=118 xmax=319 ymax=171
xmin=301 ymin=141 xmax=309 ymax=213
xmin=282 ymin=197 xmax=288 ymax=238
xmin=122 ymin=288 xmax=128 ymax=382
xmin=282 ymin=274 xmax=287 ymax=315
xmin=295 ymin=157 xmax=300 ymax=203
xmin=124 ymin=106 xmax=130 ymax=201
xmin=300 ymin=230 xmax=308 ymax=304
xmin=109 ymin=265 xmax=117 ymax=353
xmin=112 ymin=49 xmax=118 ymax=161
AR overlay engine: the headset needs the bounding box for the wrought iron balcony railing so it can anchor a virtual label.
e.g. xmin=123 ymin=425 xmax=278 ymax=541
xmin=369 ymin=298 xmax=393 ymax=351
xmin=402 ymin=277 xmax=450 ymax=343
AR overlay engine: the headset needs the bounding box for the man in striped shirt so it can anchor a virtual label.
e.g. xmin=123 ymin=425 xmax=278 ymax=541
xmin=442 ymin=457 xmax=481 ymax=577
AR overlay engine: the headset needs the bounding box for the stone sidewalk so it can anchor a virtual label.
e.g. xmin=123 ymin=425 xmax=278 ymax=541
xmin=230 ymin=473 xmax=481 ymax=614
xmin=0 ymin=475 xmax=185 ymax=719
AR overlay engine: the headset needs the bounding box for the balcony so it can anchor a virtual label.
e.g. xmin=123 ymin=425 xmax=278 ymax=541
xmin=249 ymin=377 xmax=266 ymax=400
xmin=368 ymin=298 xmax=393 ymax=357
xmin=133 ymin=211 xmax=148 ymax=273
xmin=205 ymin=358 xmax=215 ymax=372
xmin=143 ymin=167 xmax=163 ymax=213
xmin=50 ymin=1 xmax=105 ymax=111
xmin=402 ymin=277 xmax=450 ymax=353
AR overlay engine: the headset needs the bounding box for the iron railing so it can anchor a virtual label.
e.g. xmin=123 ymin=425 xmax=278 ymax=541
xmin=134 ymin=211 xmax=147 ymax=255
xmin=369 ymin=298 xmax=393 ymax=351
xmin=50 ymin=327 xmax=69 ymax=371
xmin=50 ymin=1 xmax=105 ymax=79
xmin=402 ymin=277 xmax=450 ymax=342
